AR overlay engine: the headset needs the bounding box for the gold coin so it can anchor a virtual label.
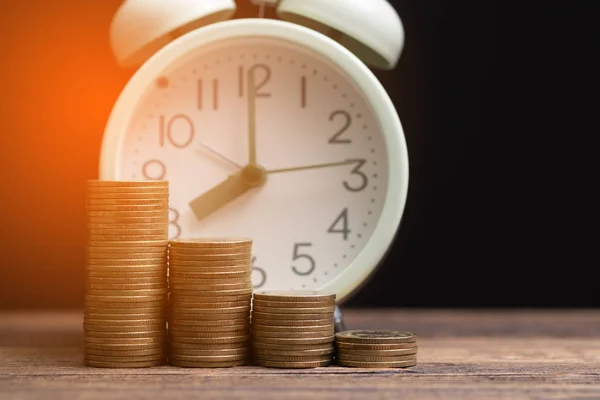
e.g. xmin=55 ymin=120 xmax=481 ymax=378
xmin=84 ymin=294 xmax=167 ymax=303
xmin=253 ymin=354 xmax=332 ymax=363
xmin=335 ymin=330 xmax=416 ymax=344
xmin=168 ymin=315 xmax=249 ymax=325
xmin=86 ymin=198 xmax=168 ymax=206
xmin=83 ymin=323 xmax=166 ymax=333
xmin=87 ymin=227 xmax=168 ymax=235
xmin=84 ymin=342 xmax=165 ymax=351
xmin=84 ymin=353 xmax=165 ymax=363
xmin=86 ymin=258 xmax=166 ymax=266
xmin=87 ymin=223 xmax=167 ymax=230
xmin=169 ymin=282 xmax=251 ymax=291
xmin=86 ymin=270 xmax=166 ymax=278
xmin=86 ymin=204 xmax=167 ymax=212
xmin=251 ymin=306 xmax=335 ymax=315
xmin=169 ymin=259 xmax=252 ymax=268
xmin=168 ymin=305 xmax=250 ymax=315
xmin=251 ymin=329 xmax=333 ymax=339
xmin=86 ymin=192 xmax=170 ymax=199
xmin=167 ymin=312 xmax=249 ymax=321
xmin=251 ymin=342 xmax=333 ymax=351
xmin=86 ymin=288 xmax=168 ymax=296
xmin=251 ymin=311 xmax=335 ymax=320
xmin=253 ymin=347 xmax=334 ymax=357
xmin=170 ymin=293 xmax=252 ymax=303
xmin=84 ymin=304 xmax=165 ymax=312
xmin=84 ymin=318 xmax=165 ymax=327
xmin=336 ymin=353 xmax=417 ymax=362
xmin=168 ymin=269 xmax=250 ymax=277
xmin=86 ymin=274 xmax=165 ymax=283
xmin=168 ymin=276 xmax=249 ymax=285
xmin=167 ymin=318 xmax=248 ymax=328
xmin=253 ymin=290 xmax=336 ymax=303
xmin=84 ymin=336 xmax=165 ymax=344
xmin=335 ymin=342 xmax=419 ymax=350
xmin=254 ymin=359 xmax=331 ymax=369
xmin=87 ymin=186 xmax=168 ymax=193
xmin=87 ymin=180 xmax=168 ymax=187
xmin=169 ymin=253 xmax=250 ymax=262
xmin=86 ymin=251 xmax=167 ymax=259
xmin=167 ymin=300 xmax=249 ymax=309
xmin=85 ymin=313 xmax=166 ymax=321
xmin=252 ymin=336 xmax=334 ymax=345
xmin=169 ymin=237 xmax=252 ymax=248
xmin=167 ymin=359 xmax=246 ymax=368
xmin=86 ymin=282 xmax=167 ymax=290
xmin=250 ymin=317 xmax=334 ymax=327
xmin=84 ymin=348 xmax=164 ymax=357
xmin=168 ymin=341 xmax=247 ymax=351
xmin=170 ymin=288 xmax=253 ymax=298
xmin=168 ymin=324 xmax=248 ymax=334
xmin=252 ymin=324 xmax=334 ymax=333
xmin=167 ymin=348 xmax=248 ymax=357
xmin=167 ymin=335 xmax=249 ymax=345
xmin=84 ymin=330 xmax=166 ymax=339
xmin=169 ymin=246 xmax=252 ymax=256
xmin=88 ymin=234 xmax=167 ymax=241
xmin=86 ymin=210 xmax=167 ymax=217
xmin=87 ymin=216 xmax=168 ymax=224
xmin=84 ymin=359 xmax=165 ymax=368
xmin=168 ymin=328 xmax=248 ymax=338
xmin=337 ymin=358 xmax=417 ymax=368
xmin=252 ymin=299 xmax=335 ymax=308
xmin=87 ymin=240 xmax=168 ymax=248
xmin=167 ymin=353 xmax=247 ymax=362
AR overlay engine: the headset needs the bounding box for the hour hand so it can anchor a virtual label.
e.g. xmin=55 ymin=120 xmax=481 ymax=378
xmin=189 ymin=172 xmax=250 ymax=222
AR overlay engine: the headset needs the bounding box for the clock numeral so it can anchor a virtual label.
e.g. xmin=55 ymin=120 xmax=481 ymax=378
xmin=197 ymin=79 xmax=219 ymax=111
xmin=239 ymin=64 xmax=271 ymax=97
xmin=301 ymin=76 xmax=307 ymax=108
xmin=291 ymin=243 xmax=316 ymax=276
xmin=142 ymin=159 xmax=166 ymax=180
xmin=328 ymin=208 xmax=351 ymax=240
xmin=344 ymin=159 xmax=368 ymax=192
xmin=168 ymin=208 xmax=181 ymax=240
xmin=159 ymin=114 xmax=195 ymax=148
xmin=251 ymin=256 xmax=267 ymax=288
xmin=328 ymin=110 xmax=352 ymax=144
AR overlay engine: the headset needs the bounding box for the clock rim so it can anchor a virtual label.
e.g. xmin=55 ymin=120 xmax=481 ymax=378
xmin=100 ymin=18 xmax=409 ymax=304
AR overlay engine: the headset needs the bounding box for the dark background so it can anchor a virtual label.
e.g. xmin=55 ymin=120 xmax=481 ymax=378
xmin=0 ymin=1 xmax=584 ymax=309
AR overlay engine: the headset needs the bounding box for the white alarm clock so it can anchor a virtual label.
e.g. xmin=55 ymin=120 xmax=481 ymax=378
xmin=100 ymin=0 xmax=409 ymax=304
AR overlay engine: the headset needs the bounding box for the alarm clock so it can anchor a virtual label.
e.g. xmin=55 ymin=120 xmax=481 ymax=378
xmin=100 ymin=0 xmax=409 ymax=304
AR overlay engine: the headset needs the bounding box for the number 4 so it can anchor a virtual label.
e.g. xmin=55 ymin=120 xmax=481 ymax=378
xmin=328 ymin=208 xmax=351 ymax=240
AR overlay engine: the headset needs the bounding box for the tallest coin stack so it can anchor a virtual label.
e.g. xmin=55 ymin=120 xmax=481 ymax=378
xmin=84 ymin=180 xmax=169 ymax=368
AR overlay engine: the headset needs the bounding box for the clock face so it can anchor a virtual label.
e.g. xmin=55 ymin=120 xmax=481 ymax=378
xmin=116 ymin=36 xmax=389 ymax=295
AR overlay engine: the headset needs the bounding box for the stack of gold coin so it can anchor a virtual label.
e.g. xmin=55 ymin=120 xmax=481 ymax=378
xmin=335 ymin=330 xmax=418 ymax=368
xmin=84 ymin=180 xmax=169 ymax=368
xmin=251 ymin=290 xmax=336 ymax=368
xmin=167 ymin=238 xmax=253 ymax=367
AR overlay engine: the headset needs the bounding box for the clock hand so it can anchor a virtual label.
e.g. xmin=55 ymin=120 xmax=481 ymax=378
xmin=196 ymin=142 xmax=242 ymax=169
xmin=265 ymin=160 xmax=355 ymax=174
xmin=189 ymin=164 xmax=266 ymax=221
xmin=247 ymin=67 xmax=257 ymax=164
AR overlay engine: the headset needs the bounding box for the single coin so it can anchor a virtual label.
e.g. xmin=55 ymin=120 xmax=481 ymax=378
xmin=168 ymin=269 xmax=250 ymax=277
xmin=251 ymin=329 xmax=333 ymax=339
xmin=86 ymin=270 xmax=165 ymax=279
xmin=170 ymin=294 xmax=252 ymax=304
xmin=85 ymin=288 xmax=168 ymax=296
xmin=88 ymin=234 xmax=167 ymax=241
xmin=253 ymin=290 xmax=336 ymax=303
xmin=169 ymin=288 xmax=253 ymax=299
xmin=85 ymin=204 xmax=167 ymax=212
xmin=87 ymin=186 xmax=168 ymax=193
xmin=86 ymin=275 xmax=165 ymax=283
xmin=87 ymin=240 xmax=169 ymax=248
xmin=167 ymin=318 xmax=249 ymax=328
xmin=254 ymin=359 xmax=332 ymax=369
xmin=251 ymin=342 xmax=333 ymax=351
xmin=167 ymin=335 xmax=249 ymax=345
xmin=84 ymin=336 xmax=165 ymax=344
xmin=84 ymin=294 xmax=167 ymax=303
xmin=86 ymin=252 xmax=167 ymax=260
xmin=86 ymin=192 xmax=170 ymax=199
xmin=86 ymin=209 xmax=167 ymax=217
xmin=252 ymin=306 xmax=335 ymax=315
xmin=336 ymin=347 xmax=418 ymax=356
xmin=85 ymin=313 xmax=166 ymax=321
xmin=168 ymin=305 xmax=250 ymax=315
xmin=168 ymin=341 xmax=248 ymax=351
xmin=251 ymin=324 xmax=334 ymax=333
xmin=168 ymin=327 xmax=248 ymax=336
xmin=84 ymin=332 xmax=165 ymax=340
xmin=169 ymin=246 xmax=252 ymax=256
xmin=337 ymin=353 xmax=418 ymax=362
xmin=169 ymin=237 xmax=252 ymax=248
xmin=169 ymin=253 xmax=250 ymax=262
xmin=335 ymin=330 xmax=416 ymax=344
xmin=253 ymin=354 xmax=333 ymax=363
xmin=84 ymin=348 xmax=164 ymax=357
xmin=87 ymin=222 xmax=167 ymax=230
xmin=169 ymin=282 xmax=252 ymax=291
xmin=168 ymin=359 xmax=246 ymax=368
xmin=252 ymin=299 xmax=336 ymax=308
xmin=84 ymin=298 xmax=166 ymax=307
xmin=253 ymin=346 xmax=334 ymax=357
xmin=250 ymin=318 xmax=334 ymax=327
xmin=169 ymin=259 xmax=252 ymax=268
xmin=167 ymin=348 xmax=248 ymax=357
xmin=168 ymin=324 xmax=248 ymax=334
xmin=167 ymin=353 xmax=247 ymax=362
xmin=87 ymin=227 xmax=168 ymax=235
xmin=167 ymin=300 xmax=249 ymax=309
xmin=251 ymin=311 xmax=335 ymax=321
xmin=84 ymin=359 xmax=165 ymax=368
xmin=84 ymin=304 xmax=165 ymax=313
xmin=86 ymin=258 xmax=166 ymax=266
xmin=87 ymin=180 xmax=168 ymax=187
xmin=167 ymin=312 xmax=249 ymax=321
xmin=168 ymin=276 xmax=250 ymax=285
xmin=86 ymin=282 xmax=167 ymax=290
xmin=252 ymin=336 xmax=334 ymax=345
xmin=86 ymin=198 xmax=168 ymax=206
xmin=83 ymin=323 xmax=166 ymax=332
xmin=84 ymin=318 xmax=165 ymax=327
xmin=86 ymin=216 xmax=169 ymax=224
xmin=337 ymin=358 xmax=417 ymax=368
xmin=84 ymin=353 xmax=165 ymax=362
xmin=84 ymin=342 xmax=165 ymax=351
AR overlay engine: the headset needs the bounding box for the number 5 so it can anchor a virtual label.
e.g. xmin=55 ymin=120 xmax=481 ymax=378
xmin=291 ymin=242 xmax=316 ymax=276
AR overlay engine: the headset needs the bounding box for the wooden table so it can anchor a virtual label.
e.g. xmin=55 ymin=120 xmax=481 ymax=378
xmin=1 ymin=309 xmax=599 ymax=399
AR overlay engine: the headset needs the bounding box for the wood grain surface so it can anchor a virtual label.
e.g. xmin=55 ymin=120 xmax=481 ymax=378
xmin=1 ymin=309 xmax=599 ymax=399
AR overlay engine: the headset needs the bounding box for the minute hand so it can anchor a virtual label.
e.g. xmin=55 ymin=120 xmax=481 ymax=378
xmin=266 ymin=160 xmax=354 ymax=174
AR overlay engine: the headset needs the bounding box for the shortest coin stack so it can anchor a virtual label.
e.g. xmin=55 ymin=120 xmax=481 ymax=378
xmin=335 ymin=330 xmax=418 ymax=368
xmin=251 ymin=290 xmax=336 ymax=369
